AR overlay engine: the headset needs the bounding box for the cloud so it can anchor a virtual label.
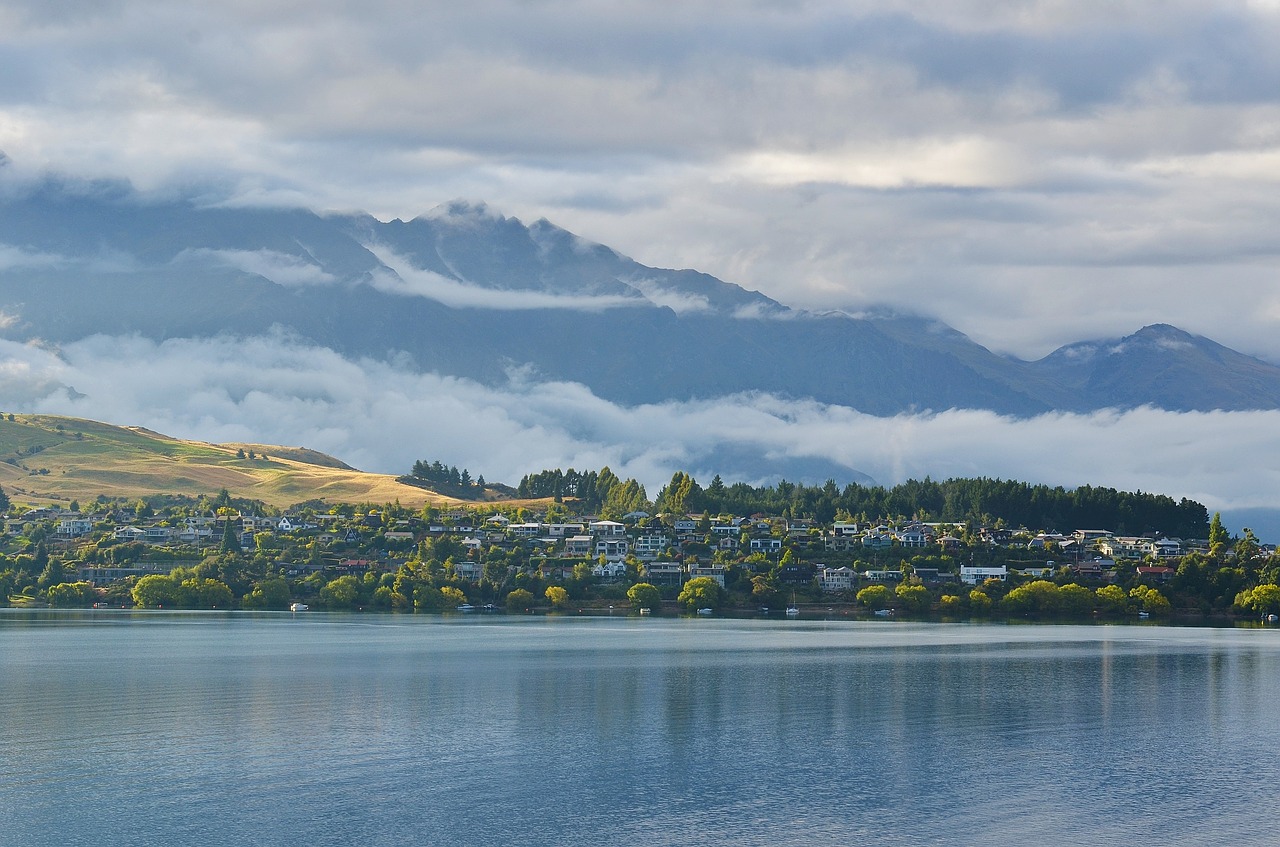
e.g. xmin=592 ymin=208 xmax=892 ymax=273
xmin=3 ymin=0 xmax=1280 ymax=364
xmin=361 ymin=242 xmax=647 ymax=311
xmin=178 ymin=248 xmax=336 ymax=287
xmin=4 ymin=332 xmax=1280 ymax=533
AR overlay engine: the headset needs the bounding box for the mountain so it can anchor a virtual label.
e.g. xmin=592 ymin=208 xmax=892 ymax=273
xmin=4 ymin=179 xmax=1280 ymax=415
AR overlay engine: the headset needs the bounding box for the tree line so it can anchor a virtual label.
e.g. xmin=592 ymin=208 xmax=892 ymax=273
xmin=652 ymin=473 xmax=1208 ymax=539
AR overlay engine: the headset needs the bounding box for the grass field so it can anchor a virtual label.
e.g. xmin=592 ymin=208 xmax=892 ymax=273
xmin=0 ymin=414 xmax=509 ymax=509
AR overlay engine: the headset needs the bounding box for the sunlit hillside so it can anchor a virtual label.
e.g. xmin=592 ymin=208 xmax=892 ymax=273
xmin=0 ymin=414 xmax=511 ymax=509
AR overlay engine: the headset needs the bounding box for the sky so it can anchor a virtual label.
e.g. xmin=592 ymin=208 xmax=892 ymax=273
xmin=2 ymin=0 xmax=1280 ymax=360
xmin=3 ymin=1 xmax=1280 ymax=535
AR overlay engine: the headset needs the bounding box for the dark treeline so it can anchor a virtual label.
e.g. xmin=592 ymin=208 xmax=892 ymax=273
xmin=651 ymin=473 xmax=1209 ymax=539
xmin=516 ymin=467 xmax=646 ymax=517
xmin=406 ymin=459 xmax=485 ymax=496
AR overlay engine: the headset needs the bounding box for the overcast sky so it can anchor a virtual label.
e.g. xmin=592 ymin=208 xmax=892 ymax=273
xmin=3 ymin=0 xmax=1280 ymax=360
xmin=3 ymin=1 xmax=1280 ymax=535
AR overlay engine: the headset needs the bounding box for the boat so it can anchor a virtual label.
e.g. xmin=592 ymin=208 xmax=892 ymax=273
xmin=785 ymin=593 xmax=799 ymax=616
xmin=1138 ymin=611 xmax=1151 ymax=620
xmin=696 ymin=607 xmax=713 ymax=616
xmin=289 ymin=602 xmax=308 ymax=612
xmin=457 ymin=603 xmax=476 ymax=612
xmin=1266 ymin=614 xmax=1278 ymax=624
xmin=873 ymin=608 xmax=894 ymax=617
xmin=638 ymin=607 xmax=651 ymax=616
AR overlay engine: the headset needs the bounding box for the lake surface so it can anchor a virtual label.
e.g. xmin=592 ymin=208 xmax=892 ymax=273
xmin=3 ymin=611 xmax=1279 ymax=846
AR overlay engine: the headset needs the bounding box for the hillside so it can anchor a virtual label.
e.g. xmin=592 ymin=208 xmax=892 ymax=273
xmin=0 ymin=414 xmax=499 ymax=509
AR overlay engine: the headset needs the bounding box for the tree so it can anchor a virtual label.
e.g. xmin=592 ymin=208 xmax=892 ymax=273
xmin=506 ymin=588 xmax=535 ymax=611
xmin=47 ymin=581 xmax=97 ymax=608
xmin=1130 ymin=585 xmax=1172 ymax=616
xmin=968 ymin=588 xmax=993 ymax=615
xmin=1209 ymin=512 xmax=1229 ymax=557
xmin=545 ymin=585 xmax=570 ymax=609
xmin=1235 ymin=583 xmax=1280 ymax=616
xmin=440 ymin=585 xmax=467 ymax=607
xmin=132 ymin=574 xmax=181 ymax=608
xmin=320 ymin=574 xmax=361 ymax=609
xmin=221 ymin=518 xmax=241 ymax=554
xmin=0 ymin=484 xmax=9 ymax=513
xmin=857 ymin=584 xmax=892 ymax=611
xmin=1095 ymin=584 xmax=1129 ymax=616
xmin=895 ymin=581 xmax=930 ymax=613
xmin=242 ymin=576 xmax=291 ymax=610
xmin=181 ymin=577 xmax=234 ymax=609
xmin=627 ymin=582 xmax=662 ymax=612
xmin=677 ymin=576 xmax=723 ymax=611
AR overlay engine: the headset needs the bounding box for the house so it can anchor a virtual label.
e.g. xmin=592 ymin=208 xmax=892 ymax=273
xmin=688 ymin=564 xmax=726 ymax=587
xmin=384 ymin=531 xmax=415 ymax=542
xmin=861 ymin=533 xmax=894 ymax=549
xmin=825 ymin=535 xmax=860 ymax=553
xmin=595 ymin=537 xmax=629 ymax=561
xmin=832 ymin=521 xmax=860 ymax=537
xmin=645 ymin=561 xmax=684 ymax=585
xmin=589 ymin=520 xmax=626 ymax=537
xmin=453 ymin=560 xmax=482 ymax=582
xmin=509 ymin=523 xmax=544 ymax=538
xmin=145 ymin=526 xmax=173 ymax=543
xmin=897 ymin=530 xmax=930 ymax=549
xmin=960 ymin=565 xmax=1008 ymax=585
xmin=564 ymin=535 xmax=594 ymax=557
xmin=1136 ymin=565 xmax=1176 ymax=584
xmin=1152 ymin=538 xmax=1183 ymax=559
xmin=547 ymin=523 xmax=585 ymax=538
xmin=633 ymin=534 xmax=669 ymax=560
xmin=113 ymin=526 xmax=148 ymax=543
xmin=592 ymin=560 xmax=628 ymax=579
xmin=57 ymin=517 xmax=93 ymax=537
xmin=864 ymin=569 xmax=903 ymax=583
xmin=749 ymin=538 xmax=782 ymax=553
xmin=821 ymin=566 xmax=856 ymax=592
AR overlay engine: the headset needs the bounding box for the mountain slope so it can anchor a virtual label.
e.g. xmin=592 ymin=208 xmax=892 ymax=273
xmin=3 ymin=181 xmax=1280 ymax=415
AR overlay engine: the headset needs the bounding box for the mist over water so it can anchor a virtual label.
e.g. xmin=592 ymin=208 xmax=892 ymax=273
xmin=3 ymin=612 xmax=1279 ymax=847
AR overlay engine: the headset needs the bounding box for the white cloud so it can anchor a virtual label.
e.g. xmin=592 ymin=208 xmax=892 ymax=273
xmin=178 ymin=248 xmax=336 ymax=287
xmin=3 ymin=332 xmax=1279 ymax=531
xmin=362 ymin=242 xmax=646 ymax=311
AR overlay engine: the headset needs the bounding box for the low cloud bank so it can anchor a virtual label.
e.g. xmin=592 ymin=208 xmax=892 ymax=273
xmin=2 ymin=333 xmax=1278 ymax=534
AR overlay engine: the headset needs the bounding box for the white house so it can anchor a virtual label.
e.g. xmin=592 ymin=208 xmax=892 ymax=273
xmin=821 ymin=566 xmax=857 ymax=592
xmin=960 ymin=565 xmax=1008 ymax=585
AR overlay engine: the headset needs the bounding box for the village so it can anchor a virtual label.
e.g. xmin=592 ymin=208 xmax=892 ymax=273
xmin=6 ymin=490 xmax=1276 ymax=619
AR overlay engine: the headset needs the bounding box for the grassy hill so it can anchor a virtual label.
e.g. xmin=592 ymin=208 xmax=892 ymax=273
xmin=0 ymin=414 xmax=508 ymax=509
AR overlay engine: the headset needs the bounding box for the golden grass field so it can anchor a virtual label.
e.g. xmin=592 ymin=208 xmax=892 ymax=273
xmin=0 ymin=414 xmax=512 ymax=510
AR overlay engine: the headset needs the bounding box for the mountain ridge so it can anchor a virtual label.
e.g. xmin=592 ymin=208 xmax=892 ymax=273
xmin=3 ymin=181 xmax=1280 ymax=415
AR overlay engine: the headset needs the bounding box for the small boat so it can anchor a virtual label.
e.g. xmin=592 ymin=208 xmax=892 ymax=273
xmin=457 ymin=603 xmax=475 ymax=612
xmin=481 ymin=603 xmax=497 ymax=612
xmin=1266 ymin=614 xmax=1278 ymax=624
xmin=1138 ymin=611 xmax=1150 ymax=620
xmin=696 ymin=607 xmax=713 ymax=616
xmin=785 ymin=593 xmax=799 ymax=616
xmin=873 ymin=608 xmax=894 ymax=617
xmin=289 ymin=602 xmax=309 ymax=612
xmin=638 ymin=607 xmax=651 ymax=616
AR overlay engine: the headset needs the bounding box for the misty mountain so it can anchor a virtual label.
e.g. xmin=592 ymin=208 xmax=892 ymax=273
xmin=3 ymin=179 xmax=1280 ymax=416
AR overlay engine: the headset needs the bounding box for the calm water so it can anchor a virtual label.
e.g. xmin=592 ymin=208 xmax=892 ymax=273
xmin=2 ymin=612 xmax=1279 ymax=847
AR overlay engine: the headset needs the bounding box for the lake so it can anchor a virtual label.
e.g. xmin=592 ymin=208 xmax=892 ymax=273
xmin=2 ymin=611 xmax=1279 ymax=846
